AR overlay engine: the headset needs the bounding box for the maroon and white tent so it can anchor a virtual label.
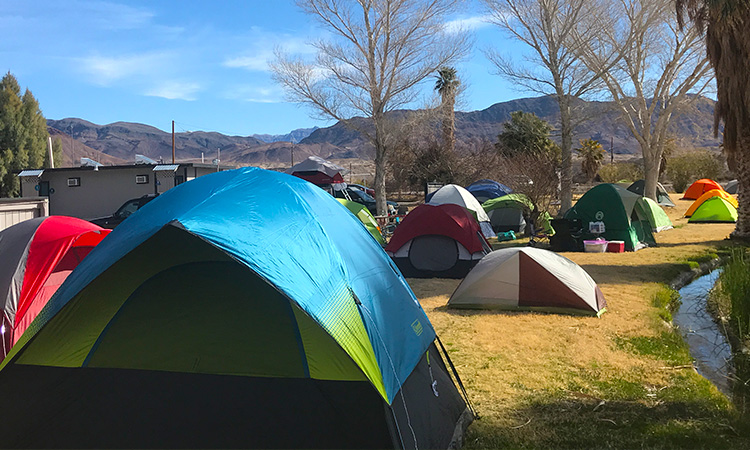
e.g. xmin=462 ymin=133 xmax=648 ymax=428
xmin=448 ymin=247 xmax=606 ymax=316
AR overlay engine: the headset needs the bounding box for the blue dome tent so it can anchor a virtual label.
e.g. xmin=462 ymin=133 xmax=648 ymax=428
xmin=466 ymin=179 xmax=512 ymax=203
xmin=0 ymin=168 xmax=473 ymax=449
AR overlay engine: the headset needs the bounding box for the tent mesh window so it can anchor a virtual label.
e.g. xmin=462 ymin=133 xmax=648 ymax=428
xmin=409 ymin=235 xmax=459 ymax=271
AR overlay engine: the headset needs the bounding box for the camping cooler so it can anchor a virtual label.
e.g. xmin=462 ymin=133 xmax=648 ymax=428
xmin=583 ymin=240 xmax=608 ymax=253
xmin=606 ymin=240 xmax=625 ymax=253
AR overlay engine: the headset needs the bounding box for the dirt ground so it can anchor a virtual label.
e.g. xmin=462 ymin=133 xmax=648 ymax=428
xmin=407 ymin=194 xmax=743 ymax=448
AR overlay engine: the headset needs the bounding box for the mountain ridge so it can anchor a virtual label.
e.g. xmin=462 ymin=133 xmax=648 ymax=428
xmin=47 ymin=95 xmax=720 ymax=168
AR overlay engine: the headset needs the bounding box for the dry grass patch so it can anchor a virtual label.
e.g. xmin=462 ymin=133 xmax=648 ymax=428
xmin=410 ymin=194 xmax=748 ymax=448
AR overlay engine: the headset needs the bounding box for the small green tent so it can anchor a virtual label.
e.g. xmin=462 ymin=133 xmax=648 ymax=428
xmin=564 ymin=184 xmax=655 ymax=251
xmin=482 ymin=194 xmax=555 ymax=235
xmin=642 ymin=197 xmax=673 ymax=232
xmin=688 ymin=196 xmax=738 ymax=223
xmin=337 ymin=199 xmax=385 ymax=245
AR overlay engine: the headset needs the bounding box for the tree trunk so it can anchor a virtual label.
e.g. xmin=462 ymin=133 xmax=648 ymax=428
xmin=559 ymin=96 xmax=573 ymax=214
xmin=442 ymin=96 xmax=456 ymax=154
xmin=373 ymin=113 xmax=389 ymax=217
xmin=642 ymin=146 xmax=659 ymax=203
xmin=731 ymin=134 xmax=750 ymax=239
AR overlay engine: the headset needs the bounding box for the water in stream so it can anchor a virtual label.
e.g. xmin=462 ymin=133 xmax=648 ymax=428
xmin=673 ymin=270 xmax=734 ymax=396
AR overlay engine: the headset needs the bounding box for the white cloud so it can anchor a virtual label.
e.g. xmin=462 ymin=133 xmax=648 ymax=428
xmin=223 ymin=34 xmax=316 ymax=72
xmin=77 ymin=52 xmax=169 ymax=86
xmin=224 ymin=53 xmax=274 ymax=72
xmin=224 ymin=84 xmax=284 ymax=103
xmin=444 ymin=14 xmax=493 ymax=33
xmin=145 ymin=81 xmax=201 ymax=101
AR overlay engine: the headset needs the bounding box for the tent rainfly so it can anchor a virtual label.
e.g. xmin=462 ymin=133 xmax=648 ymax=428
xmin=688 ymin=196 xmax=738 ymax=223
xmin=448 ymin=247 xmax=607 ymax=316
xmin=465 ymin=179 xmax=512 ymax=203
xmin=641 ymin=197 xmax=673 ymax=233
xmin=0 ymin=216 xmax=110 ymax=362
xmin=0 ymin=168 xmax=472 ymax=449
xmin=385 ymin=204 xmax=491 ymax=279
xmin=428 ymin=184 xmax=496 ymax=239
xmin=626 ymin=180 xmax=675 ymax=207
xmin=685 ymin=189 xmax=738 ymax=217
xmin=682 ymin=178 xmax=724 ymax=200
xmin=725 ymin=179 xmax=738 ymax=195
xmin=337 ymin=198 xmax=385 ymax=245
xmin=564 ymin=184 xmax=655 ymax=251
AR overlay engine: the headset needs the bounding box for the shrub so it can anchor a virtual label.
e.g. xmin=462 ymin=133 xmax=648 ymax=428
xmin=597 ymin=163 xmax=643 ymax=183
xmin=667 ymin=151 xmax=722 ymax=193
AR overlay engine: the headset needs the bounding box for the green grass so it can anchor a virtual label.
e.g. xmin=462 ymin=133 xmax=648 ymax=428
xmin=613 ymin=332 xmax=692 ymax=366
xmin=651 ymin=285 xmax=681 ymax=323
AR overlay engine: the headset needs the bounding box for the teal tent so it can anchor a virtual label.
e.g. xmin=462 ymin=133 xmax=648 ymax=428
xmin=564 ymin=184 xmax=655 ymax=251
xmin=0 ymin=168 xmax=472 ymax=449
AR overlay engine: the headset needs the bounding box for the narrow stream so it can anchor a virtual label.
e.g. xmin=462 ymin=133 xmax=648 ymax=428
xmin=673 ymin=270 xmax=734 ymax=396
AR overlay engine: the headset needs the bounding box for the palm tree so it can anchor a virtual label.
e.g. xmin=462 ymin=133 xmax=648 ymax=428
xmin=576 ymin=139 xmax=605 ymax=183
xmin=677 ymin=1 xmax=750 ymax=239
xmin=434 ymin=67 xmax=459 ymax=153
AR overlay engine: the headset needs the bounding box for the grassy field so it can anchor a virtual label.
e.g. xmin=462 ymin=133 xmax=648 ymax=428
xmin=409 ymin=194 xmax=750 ymax=449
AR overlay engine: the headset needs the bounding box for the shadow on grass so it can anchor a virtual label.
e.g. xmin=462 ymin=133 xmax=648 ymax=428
xmin=465 ymin=395 xmax=750 ymax=450
xmin=576 ymin=263 xmax=687 ymax=284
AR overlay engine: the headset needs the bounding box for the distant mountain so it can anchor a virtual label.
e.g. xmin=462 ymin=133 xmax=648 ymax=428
xmin=48 ymin=95 xmax=720 ymax=168
xmin=252 ymin=127 xmax=319 ymax=144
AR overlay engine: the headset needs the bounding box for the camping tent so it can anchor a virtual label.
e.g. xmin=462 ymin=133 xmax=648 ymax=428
xmin=286 ymin=155 xmax=346 ymax=185
xmin=682 ymin=178 xmax=724 ymax=200
xmin=0 ymin=216 xmax=110 ymax=362
xmin=481 ymin=193 xmax=555 ymax=236
xmin=685 ymin=189 xmax=738 ymax=217
xmin=337 ymin=198 xmax=385 ymax=245
xmin=688 ymin=196 xmax=738 ymax=223
xmin=626 ymin=179 xmax=675 ymax=207
xmin=0 ymin=168 xmax=472 ymax=449
xmin=564 ymin=184 xmax=655 ymax=251
xmin=466 ymin=179 xmax=512 ymax=203
xmin=386 ymin=204 xmax=491 ymax=278
xmin=725 ymin=179 xmax=738 ymax=195
xmin=428 ymin=184 xmax=496 ymax=239
xmin=448 ymin=247 xmax=607 ymax=316
xmin=642 ymin=197 xmax=673 ymax=232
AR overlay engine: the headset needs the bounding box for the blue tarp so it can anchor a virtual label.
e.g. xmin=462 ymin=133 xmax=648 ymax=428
xmin=20 ymin=167 xmax=435 ymax=404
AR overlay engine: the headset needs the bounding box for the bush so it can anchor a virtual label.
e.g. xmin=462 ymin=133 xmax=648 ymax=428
xmin=597 ymin=163 xmax=643 ymax=183
xmin=667 ymin=151 xmax=722 ymax=193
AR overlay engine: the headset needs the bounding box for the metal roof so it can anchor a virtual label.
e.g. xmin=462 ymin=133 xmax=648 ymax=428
xmin=153 ymin=164 xmax=179 ymax=172
xmin=18 ymin=170 xmax=44 ymax=177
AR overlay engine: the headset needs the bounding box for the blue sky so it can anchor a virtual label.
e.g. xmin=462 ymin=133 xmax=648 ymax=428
xmin=1 ymin=0 xmax=524 ymax=136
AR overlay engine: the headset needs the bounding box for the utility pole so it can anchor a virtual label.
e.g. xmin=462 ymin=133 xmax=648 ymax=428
xmin=610 ymin=137 xmax=614 ymax=164
xmin=172 ymin=120 xmax=175 ymax=164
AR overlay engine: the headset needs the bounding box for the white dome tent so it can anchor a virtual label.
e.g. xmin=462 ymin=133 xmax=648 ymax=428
xmin=448 ymin=247 xmax=607 ymax=316
xmin=428 ymin=184 xmax=496 ymax=239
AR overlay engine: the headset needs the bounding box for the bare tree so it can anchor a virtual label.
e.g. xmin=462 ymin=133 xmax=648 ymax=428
xmin=577 ymin=0 xmax=713 ymax=201
xmin=482 ymin=0 xmax=613 ymax=214
xmin=272 ymin=0 xmax=469 ymax=215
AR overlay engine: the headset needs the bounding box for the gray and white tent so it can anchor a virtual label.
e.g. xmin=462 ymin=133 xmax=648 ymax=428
xmin=448 ymin=247 xmax=607 ymax=316
xmin=428 ymin=184 xmax=496 ymax=239
xmin=725 ymin=179 xmax=738 ymax=195
xmin=626 ymin=180 xmax=675 ymax=207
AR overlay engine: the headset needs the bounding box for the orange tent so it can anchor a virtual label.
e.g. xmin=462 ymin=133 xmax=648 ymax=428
xmin=685 ymin=189 xmax=738 ymax=217
xmin=682 ymin=179 xmax=724 ymax=200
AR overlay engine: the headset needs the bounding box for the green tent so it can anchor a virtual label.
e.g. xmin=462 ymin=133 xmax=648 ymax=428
xmin=482 ymin=194 xmax=555 ymax=235
xmin=564 ymin=184 xmax=655 ymax=251
xmin=688 ymin=196 xmax=738 ymax=223
xmin=642 ymin=197 xmax=673 ymax=232
xmin=337 ymin=198 xmax=385 ymax=245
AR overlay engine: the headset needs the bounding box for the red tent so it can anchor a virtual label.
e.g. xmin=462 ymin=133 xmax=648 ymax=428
xmin=682 ymin=178 xmax=724 ymax=200
xmin=0 ymin=216 xmax=110 ymax=360
xmin=386 ymin=204 xmax=490 ymax=278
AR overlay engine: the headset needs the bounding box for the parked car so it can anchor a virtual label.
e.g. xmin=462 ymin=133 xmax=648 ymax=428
xmin=89 ymin=194 xmax=159 ymax=229
xmin=333 ymin=187 xmax=397 ymax=215
xmin=347 ymin=183 xmax=375 ymax=197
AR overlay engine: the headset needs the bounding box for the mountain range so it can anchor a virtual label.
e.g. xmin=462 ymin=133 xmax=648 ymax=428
xmin=47 ymin=95 xmax=720 ymax=168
